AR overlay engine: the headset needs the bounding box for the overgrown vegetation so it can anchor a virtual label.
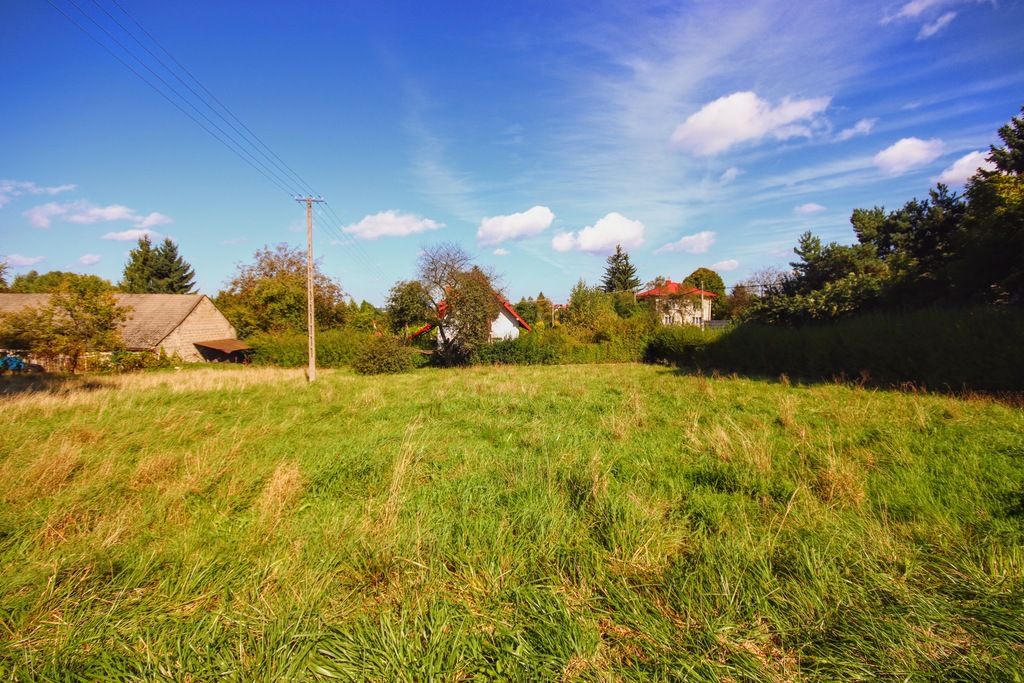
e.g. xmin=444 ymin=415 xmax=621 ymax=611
xmin=743 ymin=106 xmax=1024 ymax=324
xmin=215 ymin=243 xmax=349 ymax=338
xmin=646 ymin=307 xmax=1024 ymax=391
xmin=248 ymin=328 xmax=376 ymax=368
xmin=351 ymin=335 xmax=416 ymax=375
xmin=0 ymin=275 xmax=128 ymax=372
xmin=0 ymin=364 xmax=1021 ymax=679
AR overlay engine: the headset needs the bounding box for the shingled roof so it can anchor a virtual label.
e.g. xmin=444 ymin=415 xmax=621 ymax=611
xmin=0 ymin=293 xmax=208 ymax=350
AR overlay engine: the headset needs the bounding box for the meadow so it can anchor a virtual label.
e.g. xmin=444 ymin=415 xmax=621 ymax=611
xmin=1 ymin=364 xmax=1022 ymax=680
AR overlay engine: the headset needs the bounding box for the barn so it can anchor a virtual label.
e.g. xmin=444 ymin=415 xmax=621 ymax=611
xmin=0 ymin=293 xmax=246 ymax=362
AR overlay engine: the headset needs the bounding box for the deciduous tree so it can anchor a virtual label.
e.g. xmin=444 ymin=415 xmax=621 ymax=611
xmin=215 ymin=244 xmax=347 ymax=337
xmin=0 ymin=274 xmax=127 ymax=372
xmin=386 ymin=280 xmax=432 ymax=336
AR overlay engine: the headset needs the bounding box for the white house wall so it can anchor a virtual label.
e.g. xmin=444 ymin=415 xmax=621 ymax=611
xmin=490 ymin=309 xmax=521 ymax=340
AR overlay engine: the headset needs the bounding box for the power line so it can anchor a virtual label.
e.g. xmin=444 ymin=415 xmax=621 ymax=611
xmin=92 ymin=1 xmax=393 ymax=287
xmin=106 ymin=0 xmax=319 ymax=195
xmin=62 ymin=0 xmax=302 ymax=195
xmin=49 ymin=0 xmax=395 ymax=291
xmin=46 ymin=0 xmax=296 ymax=196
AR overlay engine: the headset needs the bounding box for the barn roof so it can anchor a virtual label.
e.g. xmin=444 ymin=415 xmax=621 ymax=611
xmin=0 ymin=293 xmax=210 ymax=350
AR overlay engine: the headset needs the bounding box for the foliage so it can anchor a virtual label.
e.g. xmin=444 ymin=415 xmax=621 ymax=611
xmin=98 ymin=349 xmax=179 ymax=373
xmin=1 ymin=364 xmax=1022 ymax=679
xmin=0 ymin=260 xmax=7 ymax=291
xmin=352 ymin=334 xmax=415 ymax=374
xmin=248 ymin=329 xmax=376 ymax=368
xmin=7 ymin=270 xmax=113 ymax=293
xmin=748 ymin=106 xmax=1024 ymax=323
xmin=417 ymin=242 xmax=471 ymax=350
xmin=661 ymin=307 xmax=1024 ymax=391
xmin=563 ymin=279 xmax=618 ymax=339
xmin=644 ymin=325 xmax=723 ymax=366
xmin=386 ymin=280 xmax=432 ymax=335
xmin=600 ymin=244 xmax=641 ymax=292
xmin=442 ymin=266 xmax=500 ymax=362
xmin=344 ymin=300 xmax=386 ymax=333
xmin=215 ymin=243 xmax=347 ymax=338
xmin=120 ymin=237 xmax=196 ymax=294
xmin=152 ymin=238 xmax=196 ymax=294
xmin=120 ymin=236 xmax=158 ymax=293
xmin=683 ymin=267 xmax=726 ymax=317
xmin=0 ymin=274 xmax=127 ymax=372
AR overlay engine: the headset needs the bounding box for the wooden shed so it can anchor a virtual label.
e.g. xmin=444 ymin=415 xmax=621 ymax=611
xmin=0 ymin=293 xmax=245 ymax=362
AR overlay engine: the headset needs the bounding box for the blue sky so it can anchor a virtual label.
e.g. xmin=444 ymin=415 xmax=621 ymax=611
xmin=1 ymin=0 xmax=1021 ymax=304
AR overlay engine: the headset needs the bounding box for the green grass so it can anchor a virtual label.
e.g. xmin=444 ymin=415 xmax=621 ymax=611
xmin=1 ymin=365 xmax=1022 ymax=680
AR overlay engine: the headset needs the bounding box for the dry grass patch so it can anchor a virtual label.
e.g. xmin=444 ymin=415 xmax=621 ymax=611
xmin=256 ymin=461 xmax=304 ymax=528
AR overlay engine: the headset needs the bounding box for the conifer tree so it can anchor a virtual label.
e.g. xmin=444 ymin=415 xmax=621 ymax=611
xmin=151 ymin=238 xmax=196 ymax=294
xmin=120 ymin=236 xmax=158 ymax=293
xmin=600 ymin=244 xmax=641 ymax=292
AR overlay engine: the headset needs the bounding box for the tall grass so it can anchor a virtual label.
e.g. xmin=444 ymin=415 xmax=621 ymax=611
xmin=1 ymin=364 xmax=1022 ymax=679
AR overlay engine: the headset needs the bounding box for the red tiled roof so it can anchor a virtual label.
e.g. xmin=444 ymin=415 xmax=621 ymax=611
xmin=636 ymin=279 xmax=718 ymax=299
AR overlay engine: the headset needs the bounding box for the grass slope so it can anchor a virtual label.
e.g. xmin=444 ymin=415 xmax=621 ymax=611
xmin=1 ymin=365 xmax=1022 ymax=680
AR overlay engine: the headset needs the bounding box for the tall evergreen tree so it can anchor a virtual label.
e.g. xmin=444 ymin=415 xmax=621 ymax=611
xmin=151 ymin=238 xmax=196 ymax=293
xmin=120 ymin=236 xmax=158 ymax=293
xmin=600 ymin=244 xmax=641 ymax=292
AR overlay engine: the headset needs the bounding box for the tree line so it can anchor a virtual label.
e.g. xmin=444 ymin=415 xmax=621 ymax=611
xmin=735 ymin=106 xmax=1023 ymax=325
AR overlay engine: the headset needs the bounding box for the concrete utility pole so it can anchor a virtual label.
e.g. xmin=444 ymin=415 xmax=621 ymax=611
xmin=296 ymin=196 xmax=325 ymax=382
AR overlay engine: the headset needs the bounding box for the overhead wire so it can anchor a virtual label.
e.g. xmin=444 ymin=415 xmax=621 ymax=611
xmin=62 ymin=0 xmax=302 ymax=196
xmin=45 ymin=0 xmax=295 ymax=197
xmin=48 ymin=0 xmax=394 ymax=289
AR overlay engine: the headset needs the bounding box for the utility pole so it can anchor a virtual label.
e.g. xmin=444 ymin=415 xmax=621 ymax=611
xmin=295 ymin=196 xmax=325 ymax=382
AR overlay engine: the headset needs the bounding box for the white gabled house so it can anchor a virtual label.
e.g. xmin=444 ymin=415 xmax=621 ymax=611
xmin=411 ymin=294 xmax=532 ymax=343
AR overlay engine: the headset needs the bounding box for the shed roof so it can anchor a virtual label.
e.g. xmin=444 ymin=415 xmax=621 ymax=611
xmin=0 ymin=293 xmax=209 ymax=350
xmin=193 ymin=338 xmax=251 ymax=353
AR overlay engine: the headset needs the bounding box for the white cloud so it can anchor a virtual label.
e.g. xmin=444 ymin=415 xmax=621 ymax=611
xmin=551 ymin=212 xmax=645 ymax=254
xmin=711 ymin=259 xmax=739 ymax=272
xmin=882 ymin=0 xmax=948 ymax=23
xmin=655 ymin=230 xmax=716 ymax=254
xmin=101 ymin=229 xmax=161 ymax=242
xmin=917 ymin=11 xmax=956 ymax=39
xmin=342 ymin=210 xmax=443 ymax=240
xmin=23 ymin=202 xmax=69 ymax=228
xmin=22 ymin=199 xmax=173 ymax=230
xmin=2 ymin=253 xmax=46 ymax=267
xmin=719 ymin=167 xmax=741 ymax=183
xmin=78 ymin=254 xmax=102 ymax=266
xmin=836 ymin=117 xmax=877 ymax=141
xmin=670 ymin=91 xmax=831 ymax=156
xmin=794 ymin=202 xmax=826 ymax=215
xmin=136 ymin=212 xmax=174 ymax=229
xmin=873 ymin=137 xmax=944 ymax=174
xmin=492 ymin=247 xmax=510 ymax=256
xmin=477 ymin=205 xmax=554 ymax=245
xmin=65 ymin=203 xmax=138 ymax=224
xmin=0 ymin=179 xmax=76 ymax=208
xmin=936 ymin=150 xmax=996 ymax=185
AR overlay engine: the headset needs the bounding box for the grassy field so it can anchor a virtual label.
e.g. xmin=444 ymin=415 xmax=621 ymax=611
xmin=1 ymin=365 xmax=1022 ymax=681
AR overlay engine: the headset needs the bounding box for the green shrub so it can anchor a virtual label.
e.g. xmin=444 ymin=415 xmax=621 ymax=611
xmin=249 ymin=329 xmax=375 ymax=368
xmin=644 ymin=326 xmax=722 ymax=366
xmin=352 ymin=335 xmax=415 ymax=375
xmin=99 ymin=350 xmax=179 ymax=373
xmin=651 ymin=307 xmax=1024 ymax=391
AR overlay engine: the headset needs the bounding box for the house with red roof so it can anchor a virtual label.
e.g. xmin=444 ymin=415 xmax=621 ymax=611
xmin=636 ymin=279 xmax=716 ymax=326
xmin=411 ymin=293 xmax=532 ymax=342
